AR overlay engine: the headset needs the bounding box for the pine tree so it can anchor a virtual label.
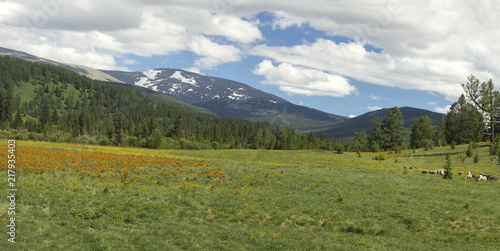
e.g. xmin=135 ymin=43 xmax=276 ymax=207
xmin=78 ymin=110 xmax=86 ymax=135
xmin=51 ymin=109 xmax=59 ymax=126
xmin=38 ymin=100 xmax=51 ymax=128
xmin=113 ymin=113 xmax=123 ymax=145
xmin=0 ymin=93 xmax=4 ymax=123
xmin=434 ymin=118 xmax=446 ymax=147
xmin=410 ymin=115 xmax=434 ymax=149
xmin=12 ymin=109 xmax=23 ymax=129
xmin=443 ymin=154 xmax=453 ymax=179
xmin=368 ymin=117 xmax=384 ymax=152
xmin=4 ymin=85 xmax=14 ymax=122
xmin=381 ymin=107 xmax=406 ymax=151
xmin=445 ymin=94 xmax=483 ymax=144
xmin=168 ymin=110 xmax=183 ymax=139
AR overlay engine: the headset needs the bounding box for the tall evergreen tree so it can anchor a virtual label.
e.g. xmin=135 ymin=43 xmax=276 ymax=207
xmin=434 ymin=118 xmax=446 ymax=147
xmin=12 ymin=109 xmax=23 ymax=129
xmin=351 ymin=130 xmax=368 ymax=152
xmin=78 ymin=109 xmax=86 ymax=135
xmin=113 ymin=113 xmax=124 ymax=145
xmin=51 ymin=109 xmax=59 ymax=125
xmin=445 ymin=94 xmax=483 ymax=144
xmin=38 ymin=100 xmax=51 ymax=127
xmin=4 ymin=85 xmax=14 ymax=122
xmin=410 ymin=115 xmax=434 ymax=149
xmin=168 ymin=110 xmax=183 ymax=138
xmin=368 ymin=117 xmax=384 ymax=152
xmin=381 ymin=107 xmax=406 ymax=151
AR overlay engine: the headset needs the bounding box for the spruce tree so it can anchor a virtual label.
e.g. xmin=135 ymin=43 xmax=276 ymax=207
xmin=168 ymin=110 xmax=183 ymax=139
xmin=410 ymin=115 xmax=434 ymax=149
xmin=381 ymin=107 xmax=406 ymax=151
xmin=4 ymin=85 xmax=14 ymax=122
xmin=12 ymin=109 xmax=23 ymax=129
xmin=113 ymin=113 xmax=123 ymax=145
xmin=38 ymin=100 xmax=51 ymax=128
xmin=443 ymin=154 xmax=453 ymax=179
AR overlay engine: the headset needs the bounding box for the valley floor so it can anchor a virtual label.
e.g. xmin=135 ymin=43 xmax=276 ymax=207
xmin=1 ymin=140 xmax=499 ymax=250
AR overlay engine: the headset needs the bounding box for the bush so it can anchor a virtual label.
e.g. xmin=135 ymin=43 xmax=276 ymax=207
xmin=450 ymin=141 xmax=456 ymax=150
xmin=474 ymin=153 xmax=479 ymax=163
xmin=466 ymin=143 xmax=473 ymax=157
xmin=336 ymin=145 xmax=344 ymax=154
xmin=490 ymin=141 xmax=500 ymax=155
xmin=443 ymin=154 xmax=453 ymax=179
xmin=372 ymin=154 xmax=385 ymax=161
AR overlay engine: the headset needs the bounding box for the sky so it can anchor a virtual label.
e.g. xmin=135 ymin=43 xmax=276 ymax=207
xmin=1 ymin=0 xmax=499 ymax=118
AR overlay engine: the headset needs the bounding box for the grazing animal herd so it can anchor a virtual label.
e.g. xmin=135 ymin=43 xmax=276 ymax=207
xmin=406 ymin=167 xmax=499 ymax=181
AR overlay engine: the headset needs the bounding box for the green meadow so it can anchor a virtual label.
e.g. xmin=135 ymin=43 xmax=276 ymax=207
xmin=1 ymin=141 xmax=499 ymax=250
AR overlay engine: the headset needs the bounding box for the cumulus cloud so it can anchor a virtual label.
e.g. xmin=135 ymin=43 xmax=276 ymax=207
xmin=1 ymin=0 xmax=500 ymax=101
xmin=0 ymin=0 xmax=261 ymax=70
xmin=253 ymin=60 xmax=358 ymax=97
xmin=434 ymin=105 xmax=451 ymax=114
xmin=249 ymin=38 xmax=476 ymax=101
xmin=188 ymin=36 xmax=243 ymax=69
xmin=367 ymin=106 xmax=382 ymax=111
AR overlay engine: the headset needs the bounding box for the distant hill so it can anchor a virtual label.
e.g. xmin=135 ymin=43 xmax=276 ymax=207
xmin=0 ymin=47 xmax=124 ymax=83
xmin=318 ymin=107 xmax=446 ymax=140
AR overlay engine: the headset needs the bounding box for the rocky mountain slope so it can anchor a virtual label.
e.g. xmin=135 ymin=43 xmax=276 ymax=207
xmin=102 ymin=68 xmax=348 ymax=130
xmin=0 ymin=47 xmax=123 ymax=83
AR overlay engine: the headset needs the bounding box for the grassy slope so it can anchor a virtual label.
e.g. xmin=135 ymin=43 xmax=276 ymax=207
xmin=1 ymin=141 xmax=499 ymax=250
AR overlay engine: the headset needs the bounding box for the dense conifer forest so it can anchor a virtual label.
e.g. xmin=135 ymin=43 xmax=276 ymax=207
xmin=0 ymin=56 xmax=348 ymax=150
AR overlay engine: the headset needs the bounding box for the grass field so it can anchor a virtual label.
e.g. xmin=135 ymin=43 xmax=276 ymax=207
xmin=1 ymin=140 xmax=499 ymax=250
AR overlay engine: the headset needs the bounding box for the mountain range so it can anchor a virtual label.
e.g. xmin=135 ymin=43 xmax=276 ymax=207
xmin=101 ymin=68 xmax=348 ymax=130
xmin=0 ymin=46 xmax=446 ymax=140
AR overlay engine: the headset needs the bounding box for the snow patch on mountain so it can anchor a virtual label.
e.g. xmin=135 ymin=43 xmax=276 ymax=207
xmin=228 ymin=91 xmax=246 ymax=100
xmin=170 ymin=71 xmax=198 ymax=87
xmin=144 ymin=69 xmax=162 ymax=79
xmin=135 ymin=69 xmax=163 ymax=88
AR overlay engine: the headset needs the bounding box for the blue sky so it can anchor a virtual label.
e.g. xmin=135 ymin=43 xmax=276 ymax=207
xmin=2 ymin=0 xmax=499 ymax=117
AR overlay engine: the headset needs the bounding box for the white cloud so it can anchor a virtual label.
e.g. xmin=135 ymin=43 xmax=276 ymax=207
xmin=188 ymin=36 xmax=243 ymax=69
xmin=434 ymin=105 xmax=451 ymax=114
xmin=370 ymin=95 xmax=381 ymax=100
xmin=428 ymin=101 xmax=437 ymax=106
xmin=184 ymin=67 xmax=202 ymax=75
xmin=2 ymin=0 xmax=500 ymax=100
xmin=348 ymin=114 xmax=356 ymax=118
xmin=253 ymin=60 xmax=358 ymax=97
xmin=249 ymin=39 xmax=473 ymax=101
xmin=367 ymin=106 xmax=382 ymax=111
xmin=0 ymin=0 xmax=261 ymax=70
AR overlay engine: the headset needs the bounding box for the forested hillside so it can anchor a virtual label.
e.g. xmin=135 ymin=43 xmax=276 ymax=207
xmin=0 ymin=56 xmax=345 ymax=150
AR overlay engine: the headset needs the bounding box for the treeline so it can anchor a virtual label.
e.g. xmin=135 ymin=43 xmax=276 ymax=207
xmin=0 ymin=56 xmax=348 ymax=150
xmin=349 ymin=75 xmax=499 ymax=153
xmin=2 ymin=56 xmax=497 ymax=153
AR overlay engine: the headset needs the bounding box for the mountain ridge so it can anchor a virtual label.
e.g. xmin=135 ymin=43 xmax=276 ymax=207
xmin=101 ymin=68 xmax=348 ymax=129
xmin=0 ymin=46 xmax=446 ymax=139
xmin=318 ymin=106 xmax=445 ymax=140
xmin=0 ymin=47 xmax=124 ymax=83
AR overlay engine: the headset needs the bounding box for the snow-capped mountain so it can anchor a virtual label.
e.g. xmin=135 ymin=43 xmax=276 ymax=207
xmin=102 ymin=68 xmax=347 ymax=129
